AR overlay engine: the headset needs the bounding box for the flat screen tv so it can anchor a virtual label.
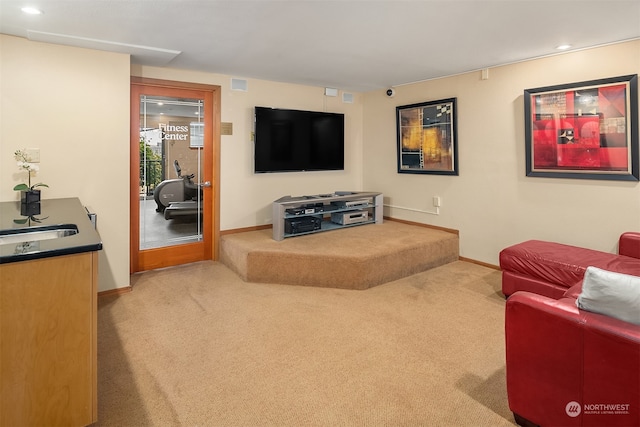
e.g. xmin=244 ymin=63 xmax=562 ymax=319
xmin=254 ymin=106 xmax=344 ymax=173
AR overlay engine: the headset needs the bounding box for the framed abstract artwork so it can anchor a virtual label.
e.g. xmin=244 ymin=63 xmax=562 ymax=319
xmin=396 ymin=98 xmax=458 ymax=175
xmin=524 ymin=74 xmax=638 ymax=181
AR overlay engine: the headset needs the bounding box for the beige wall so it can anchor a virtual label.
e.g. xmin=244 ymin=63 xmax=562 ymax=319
xmin=0 ymin=35 xmax=364 ymax=292
xmin=0 ymin=35 xmax=130 ymax=292
xmin=363 ymin=40 xmax=640 ymax=265
xmin=131 ymin=65 xmax=365 ymax=230
xmin=3 ymin=33 xmax=638 ymax=291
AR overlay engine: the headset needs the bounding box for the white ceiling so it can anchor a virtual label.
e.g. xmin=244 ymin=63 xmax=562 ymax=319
xmin=1 ymin=0 xmax=639 ymax=92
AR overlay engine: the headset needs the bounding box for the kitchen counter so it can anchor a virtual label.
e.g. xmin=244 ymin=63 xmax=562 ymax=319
xmin=0 ymin=197 xmax=102 ymax=264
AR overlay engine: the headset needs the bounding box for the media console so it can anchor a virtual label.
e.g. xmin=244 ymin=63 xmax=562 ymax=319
xmin=272 ymin=191 xmax=383 ymax=241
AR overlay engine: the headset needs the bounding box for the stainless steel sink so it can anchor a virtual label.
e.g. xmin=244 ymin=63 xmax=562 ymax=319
xmin=0 ymin=225 xmax=78 ymax=245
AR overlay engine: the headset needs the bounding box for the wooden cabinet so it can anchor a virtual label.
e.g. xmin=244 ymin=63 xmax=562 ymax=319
xmin=1 ymin=252 xmax=98 ymax=427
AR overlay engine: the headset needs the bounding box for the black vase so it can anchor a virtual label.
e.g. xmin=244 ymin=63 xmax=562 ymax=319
xmin=20 ymin=201 xmax=41 ymax=216
xmin=21 ymin=189 xmax=41 ymax=204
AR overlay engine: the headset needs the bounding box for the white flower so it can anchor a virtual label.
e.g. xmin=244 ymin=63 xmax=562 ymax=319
xmin=13 ymin=148 xmax=48 ymax=192
xmin=16 ymin=160 xmax=38 ymax=172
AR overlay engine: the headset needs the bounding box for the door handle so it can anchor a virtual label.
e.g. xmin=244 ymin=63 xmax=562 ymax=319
xmin=201 ymin=181 xmax=212 ymax=188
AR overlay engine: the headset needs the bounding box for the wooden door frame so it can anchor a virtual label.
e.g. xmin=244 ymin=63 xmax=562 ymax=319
xmin=130 ymin=77 xmax=221 ymax=273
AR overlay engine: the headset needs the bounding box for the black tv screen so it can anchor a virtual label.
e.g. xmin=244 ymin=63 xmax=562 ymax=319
xmin=254 ymin=107 xmax=345 ymax=173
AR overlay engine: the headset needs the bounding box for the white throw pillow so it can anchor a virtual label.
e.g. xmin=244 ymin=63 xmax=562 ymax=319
xmin=576 ymin=266 xmax=640 ymax=325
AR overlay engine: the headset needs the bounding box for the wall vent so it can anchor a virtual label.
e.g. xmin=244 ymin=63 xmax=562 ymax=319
xmin=342 ymin=93 xmax=354 ymax=104
xmin=231 ymin=78 xmax=248 ymax=91
xmin=324 ymin=87 xmax=338 ymax=97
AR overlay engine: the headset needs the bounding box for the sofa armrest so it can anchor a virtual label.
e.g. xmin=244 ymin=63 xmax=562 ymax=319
xmin=580 ymin=305 xmax=640 ymax=427
xmin=619 ymin=232 xmax=640 ymax=259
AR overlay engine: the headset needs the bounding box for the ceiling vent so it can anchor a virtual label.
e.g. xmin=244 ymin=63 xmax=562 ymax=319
xmin=27 ymin=30 xmax=180 ymax=66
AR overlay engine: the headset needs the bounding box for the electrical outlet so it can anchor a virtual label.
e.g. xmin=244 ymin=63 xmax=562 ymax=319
xmin=25 ymin=148 xmax=40 ymax=163
xmin=433 ymin=196 xmax=441 ymax=207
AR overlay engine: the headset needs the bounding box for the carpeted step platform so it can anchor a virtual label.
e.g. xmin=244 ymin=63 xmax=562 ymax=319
xmin=220 ymin=220 xmax=459 ymax=289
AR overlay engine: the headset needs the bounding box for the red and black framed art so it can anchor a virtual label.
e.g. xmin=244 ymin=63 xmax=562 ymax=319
xmin=524 ymin=74 xmax=638 ymax=181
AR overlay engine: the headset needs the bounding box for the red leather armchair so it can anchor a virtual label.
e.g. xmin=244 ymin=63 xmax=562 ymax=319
xmin=503 ymin=232 xmax=640 ymax=426
xmin=505 ymin=291 xmax=640 ymax=426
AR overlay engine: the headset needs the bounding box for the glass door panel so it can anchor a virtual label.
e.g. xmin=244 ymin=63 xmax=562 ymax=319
xmin=139 ymin=95 xmax=204 ymax=250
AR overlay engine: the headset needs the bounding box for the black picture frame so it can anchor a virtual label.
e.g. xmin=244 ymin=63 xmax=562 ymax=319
xmin=524 ymin=74 xmax=638 ymax=181
xmin=396 ymin=98 xmax=458 ymax=175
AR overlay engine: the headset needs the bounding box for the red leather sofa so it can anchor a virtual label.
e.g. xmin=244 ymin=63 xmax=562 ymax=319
xmin=500 ymin=232 xmax=640 ymax=299
xmin=500 ymin=233 xmax=640 ymax=427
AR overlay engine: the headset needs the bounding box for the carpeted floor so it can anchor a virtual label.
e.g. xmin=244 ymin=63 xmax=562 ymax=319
xmin=97 ymin=260 xmax=516 ymax=426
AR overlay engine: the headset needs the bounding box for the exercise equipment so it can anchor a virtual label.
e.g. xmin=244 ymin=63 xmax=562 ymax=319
xmin=153 ymin=160 xmax=202 ymax=220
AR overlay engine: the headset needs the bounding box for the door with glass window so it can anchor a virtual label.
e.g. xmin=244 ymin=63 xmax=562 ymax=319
xmin=130 ymin=78 xmax=219 ymax=272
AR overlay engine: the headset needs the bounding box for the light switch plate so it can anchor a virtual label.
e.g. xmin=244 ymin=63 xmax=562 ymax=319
xmin=25 ymin=148 xmax=40 ymax=162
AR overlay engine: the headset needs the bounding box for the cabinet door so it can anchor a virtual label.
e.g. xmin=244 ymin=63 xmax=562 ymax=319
xmin=1 ymin=252 xmax=97 ymax=427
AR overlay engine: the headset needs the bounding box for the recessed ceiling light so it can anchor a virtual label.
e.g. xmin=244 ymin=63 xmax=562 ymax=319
xmin=556 ymin=44 xmax=572 ymax=50
xmin=21 ymin=6 xmax=43 ymax=15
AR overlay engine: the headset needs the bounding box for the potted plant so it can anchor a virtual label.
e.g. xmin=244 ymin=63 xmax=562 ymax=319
xmin=13 ymin=148 xmax=48 ymax=203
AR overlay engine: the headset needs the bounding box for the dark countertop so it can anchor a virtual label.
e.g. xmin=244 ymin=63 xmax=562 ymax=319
xmin=0 ymin=197 xmax=102 ymax=264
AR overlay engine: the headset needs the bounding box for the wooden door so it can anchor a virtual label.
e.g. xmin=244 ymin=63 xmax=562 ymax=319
xmin=130 ymin=78 xmax=220 ymax=272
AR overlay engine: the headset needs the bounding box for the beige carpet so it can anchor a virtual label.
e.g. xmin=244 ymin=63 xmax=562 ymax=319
xmin=97 ymin=260 xmax=515 ymax=426
xmin=220 ymin=221 xmax=460 ymax=289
